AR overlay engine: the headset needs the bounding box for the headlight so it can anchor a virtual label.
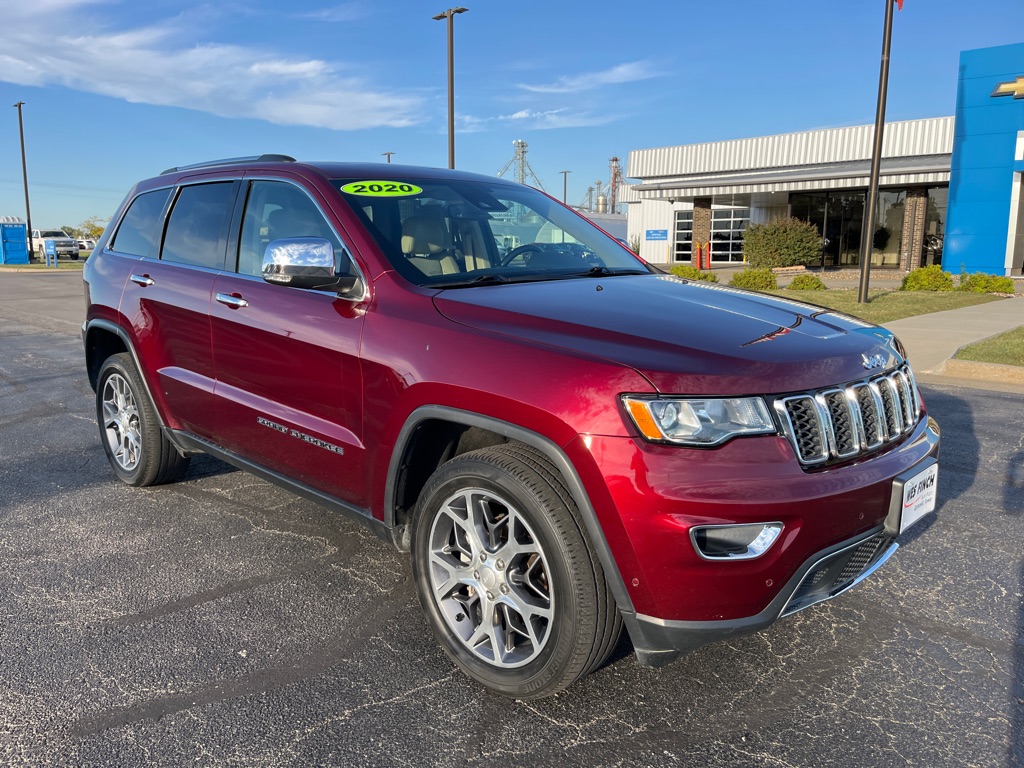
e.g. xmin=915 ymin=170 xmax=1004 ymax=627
xmin=622 ymin=396 xmax=776 ymax=446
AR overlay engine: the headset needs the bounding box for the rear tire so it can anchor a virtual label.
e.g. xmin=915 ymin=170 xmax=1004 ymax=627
xmin=96 ymin=353 xmax=190 ymax=486
xmin=411 ymin=444 xmax=621 ymax=699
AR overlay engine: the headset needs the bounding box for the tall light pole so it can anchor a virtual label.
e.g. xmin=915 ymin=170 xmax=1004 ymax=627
xmin=432 ymin=7 xmax=468 ymax=169
xmin=559 ymin=170 xmax=571 ymax=204
xmin=12 ymin=101 xmax=33 ymax=257
xmin=382 ymin=151 xmax=395 ymax=163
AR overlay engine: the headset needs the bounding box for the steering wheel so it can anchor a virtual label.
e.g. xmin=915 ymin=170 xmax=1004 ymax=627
xmin=498 ymin=244 xmax=542 ymax=267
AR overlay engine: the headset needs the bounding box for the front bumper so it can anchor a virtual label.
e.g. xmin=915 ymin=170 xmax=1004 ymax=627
xmin=626 ymin=525 xmax=898 ymax=667
xmin=566 ymin=415 xmax=940 ymax=665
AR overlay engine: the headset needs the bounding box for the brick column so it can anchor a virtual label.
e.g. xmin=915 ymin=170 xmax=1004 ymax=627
xmin=899 ymin=188 xmax=927 ymax=271
xmin=692 ymin=198 xmax=712 ymax=263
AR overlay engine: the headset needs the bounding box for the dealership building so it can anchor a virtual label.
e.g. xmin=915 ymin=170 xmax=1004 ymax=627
xmin=626 ymin=42 xmax=1024 ymax=276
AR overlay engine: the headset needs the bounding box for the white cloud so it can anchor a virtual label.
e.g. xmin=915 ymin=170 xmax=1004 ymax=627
xmin=458 ymin=108 xmax=616 ymax=132
xmin=299 ymin=4 xmax=369 ymax=23
xmin=518 ymin=61 xmax=658 ymax=94
xmin=0 ymin=1 xmax=421 ymax=130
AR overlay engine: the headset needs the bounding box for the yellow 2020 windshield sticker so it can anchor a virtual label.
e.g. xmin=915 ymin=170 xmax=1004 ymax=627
xmin=341 ymin=181 xmax=422 ymax=197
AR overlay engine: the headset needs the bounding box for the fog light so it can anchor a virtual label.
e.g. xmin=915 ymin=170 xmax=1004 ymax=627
xmin=691 ymin=522 xmax=784 ymax=560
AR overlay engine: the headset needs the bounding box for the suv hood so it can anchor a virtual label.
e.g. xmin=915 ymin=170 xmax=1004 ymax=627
xmin=433 ymin=275 xmax=903 ymax=394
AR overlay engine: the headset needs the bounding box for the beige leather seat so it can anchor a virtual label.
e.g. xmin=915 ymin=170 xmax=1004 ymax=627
xmin=401 ymin=215 xmax=460 ymax=276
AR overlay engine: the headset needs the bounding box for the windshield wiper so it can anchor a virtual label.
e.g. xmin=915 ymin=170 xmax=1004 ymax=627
xmin=575 ymin=266 xmax=650 ymax=278
xmin=430 ymin=273 xmax=512 ymax=288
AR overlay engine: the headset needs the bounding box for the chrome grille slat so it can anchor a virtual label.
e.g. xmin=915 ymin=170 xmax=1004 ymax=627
xmin=775 ymin=364 xmax=920 ymax=467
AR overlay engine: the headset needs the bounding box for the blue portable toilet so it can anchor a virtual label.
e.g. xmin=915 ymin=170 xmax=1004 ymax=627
xmin=0 ymin=217 xmax=29 ymax=265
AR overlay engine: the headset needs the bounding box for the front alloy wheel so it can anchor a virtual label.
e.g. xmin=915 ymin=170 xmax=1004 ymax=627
xmin=427 ymin=487 xmax=553 ymax=668
xmin=412 ymin=444 xmax=621 ymax=699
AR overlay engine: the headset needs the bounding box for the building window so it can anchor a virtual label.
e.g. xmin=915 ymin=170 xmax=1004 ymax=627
xmin=923 ymin=187 xmax=947 ymax=267
xmin=871 ymin=191 xmax=905 ymax=268
xmin=674 ymin=210 xmax=693 ymax=262
xmin=710 ymin=208 xmax=749 ymax=263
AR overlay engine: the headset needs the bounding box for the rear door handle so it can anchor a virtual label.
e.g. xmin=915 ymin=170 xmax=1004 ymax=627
xmin=129 ymin=273 xmax=154 ymax=287
xmin=215 ymin=292 xmax=249 ymax=309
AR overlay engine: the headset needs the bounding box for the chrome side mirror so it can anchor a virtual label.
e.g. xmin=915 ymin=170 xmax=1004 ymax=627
xmin=262 ymin=238 xmax=360 ymax=294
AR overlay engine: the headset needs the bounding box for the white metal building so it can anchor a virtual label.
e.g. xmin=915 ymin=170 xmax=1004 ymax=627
xmin=626 ymin=117 xmax=954 ymax=270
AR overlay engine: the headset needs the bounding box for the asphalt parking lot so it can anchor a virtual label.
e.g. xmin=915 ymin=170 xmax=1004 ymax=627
xmin=2 ymin=271 xmax=1023 ymax=767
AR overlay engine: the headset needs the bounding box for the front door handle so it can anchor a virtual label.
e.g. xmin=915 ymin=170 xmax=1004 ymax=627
xmin=129 ymin=273 xmax=154 ymax=287
xmin=215 ymin=292 xmax=249 ymax=309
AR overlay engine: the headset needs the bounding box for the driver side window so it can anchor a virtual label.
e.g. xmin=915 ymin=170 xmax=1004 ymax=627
xmin=237 ymin=181 xmax=343 ymax=276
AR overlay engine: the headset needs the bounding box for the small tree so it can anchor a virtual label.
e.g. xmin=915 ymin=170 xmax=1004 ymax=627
xmin=742 ymin=217 xmax=821 ymax=269
xmin=78 ymin=216 xmax=107 ymax=240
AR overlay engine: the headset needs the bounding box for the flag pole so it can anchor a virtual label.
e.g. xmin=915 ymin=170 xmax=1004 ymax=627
xmin=858 ymin=0 xmax=898 ymax=303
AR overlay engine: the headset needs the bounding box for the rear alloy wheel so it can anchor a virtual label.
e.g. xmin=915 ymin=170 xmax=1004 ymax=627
xmin=96 ymin=353 xmax=190 ymax=486
xmin=412 ymin=444 xmax=620 ymax=699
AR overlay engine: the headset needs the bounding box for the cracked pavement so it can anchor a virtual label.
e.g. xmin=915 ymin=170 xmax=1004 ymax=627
xmin=1 ymin=272 xmax=1022 ymax=767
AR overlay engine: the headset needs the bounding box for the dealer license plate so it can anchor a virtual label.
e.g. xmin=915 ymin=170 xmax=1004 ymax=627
xmin=899 ymin=463 xmax=938 ymax=534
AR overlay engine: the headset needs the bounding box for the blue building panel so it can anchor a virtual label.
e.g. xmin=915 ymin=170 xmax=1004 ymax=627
xmin=946 ymin=42 xmax=1024 ymax=275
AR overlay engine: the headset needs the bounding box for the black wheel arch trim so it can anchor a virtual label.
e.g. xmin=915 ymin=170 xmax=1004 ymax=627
xmin=385 ymin=405 xmax=640 ymax=627
xmin=83 ymin=318 xmax=166 ymax=428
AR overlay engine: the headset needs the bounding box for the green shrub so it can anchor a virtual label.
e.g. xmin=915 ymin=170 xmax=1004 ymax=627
xmin=741 ymin=217 xmax=822 ymax=269
xmin=958 ymin=271 xmax=1015 ymax=294
xmin=901 ymin=265 xmax=954 ymax=291
xmin=787 ymin=273 xmax=827 ymax=291
xmin=729 ymin=268 xmax=778 ymax=292
xmin=669 ymin=264 xmax=720 ymax=283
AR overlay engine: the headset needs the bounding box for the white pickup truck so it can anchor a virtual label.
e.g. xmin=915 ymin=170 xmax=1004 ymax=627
xmin=31 ymin=229 xmax=79 ymax=261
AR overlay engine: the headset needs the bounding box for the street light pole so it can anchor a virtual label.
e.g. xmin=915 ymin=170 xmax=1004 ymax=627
xmin=432 ymin=7 xmax=468 ymax=170
xmin=12 ymin=101 xmax=34 ymax=258
xmin=382 ymin=151 xmax=395 ymax=163
xmin=559 ymin=170 xmax=571 ymax=204
xmin=858 ymin=0 xmax=898 ymax=303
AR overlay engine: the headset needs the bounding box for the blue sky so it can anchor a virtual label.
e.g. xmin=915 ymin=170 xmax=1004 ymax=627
xmin=2 ymin=0 xmax=1023 ymax=229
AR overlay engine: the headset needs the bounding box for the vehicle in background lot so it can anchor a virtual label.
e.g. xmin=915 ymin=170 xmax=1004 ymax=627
xmin=82 ymin=156 xmax=940 ymax=699
xmin=78 ymin=239 xmax=96 ymax=252
xmin=31 ymin=229 xmax=79 ymax=261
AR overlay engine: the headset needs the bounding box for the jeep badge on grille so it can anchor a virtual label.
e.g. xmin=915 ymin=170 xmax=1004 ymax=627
xmin=862 ymin=353 xmax=886 ymax=370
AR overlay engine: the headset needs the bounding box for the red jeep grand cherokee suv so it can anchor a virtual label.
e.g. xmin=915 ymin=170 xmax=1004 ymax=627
xmin=83 ymin=156 xmax=940 ymax=699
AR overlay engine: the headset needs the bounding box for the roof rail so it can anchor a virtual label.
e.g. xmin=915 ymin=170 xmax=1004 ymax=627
xmin=160 ymin=154 xmax=296 ymax=175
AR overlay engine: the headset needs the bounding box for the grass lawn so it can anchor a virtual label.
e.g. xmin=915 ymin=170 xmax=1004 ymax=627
xmin=955 ymin=326 xmax=1024 ymax=367
xmin=768 ymin=288 xmax=1005 ymax=325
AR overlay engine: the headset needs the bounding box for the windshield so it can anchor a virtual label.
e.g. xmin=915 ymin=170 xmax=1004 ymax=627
xmin=41 ymin=230 xmax=68 ymax=238
xmin=333 ymin=177 xmax=649 ymax=287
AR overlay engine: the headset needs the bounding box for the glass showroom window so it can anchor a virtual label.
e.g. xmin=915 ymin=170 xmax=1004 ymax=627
xmin=711 ymin=208 xmax=749 ymax=263
xmin=923 ymin=187 xmax=947 ymax=267
xmin=674 ymin=210 xmax=693 ymax=262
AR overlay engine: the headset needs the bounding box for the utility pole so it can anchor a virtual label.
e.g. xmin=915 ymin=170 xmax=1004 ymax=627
xmin=13 ymin=101 xmax=33 ymax=257
xmin=559 ymin=170 xmax=571 ymax=204
xmin=382 ymin=151 xmax=395 ymax=163
xmin=432 ymin=7 xmax=468 ymax=169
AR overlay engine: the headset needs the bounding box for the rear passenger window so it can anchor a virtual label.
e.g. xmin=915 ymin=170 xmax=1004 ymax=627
xmin=110 ymin=188 xmax=171 ymax=258
xmin=161 ymin=182 xmax=236 ymax=269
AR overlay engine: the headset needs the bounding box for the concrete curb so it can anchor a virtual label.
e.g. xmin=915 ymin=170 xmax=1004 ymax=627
xmin=936 ymin=358 xmax=1024 ymax=385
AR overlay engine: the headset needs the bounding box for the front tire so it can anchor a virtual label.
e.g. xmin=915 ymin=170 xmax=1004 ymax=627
xmin=96 ymin=353 xmax=190 ymax=486
xmin=411 ymin=444 xmax=621 ymax=699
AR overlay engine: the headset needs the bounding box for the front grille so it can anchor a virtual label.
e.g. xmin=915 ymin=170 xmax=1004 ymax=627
xmin=781 ymin=531 xmax=896 ymax=617
xmin=774 ymin=364 xmax=920 ymax=467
